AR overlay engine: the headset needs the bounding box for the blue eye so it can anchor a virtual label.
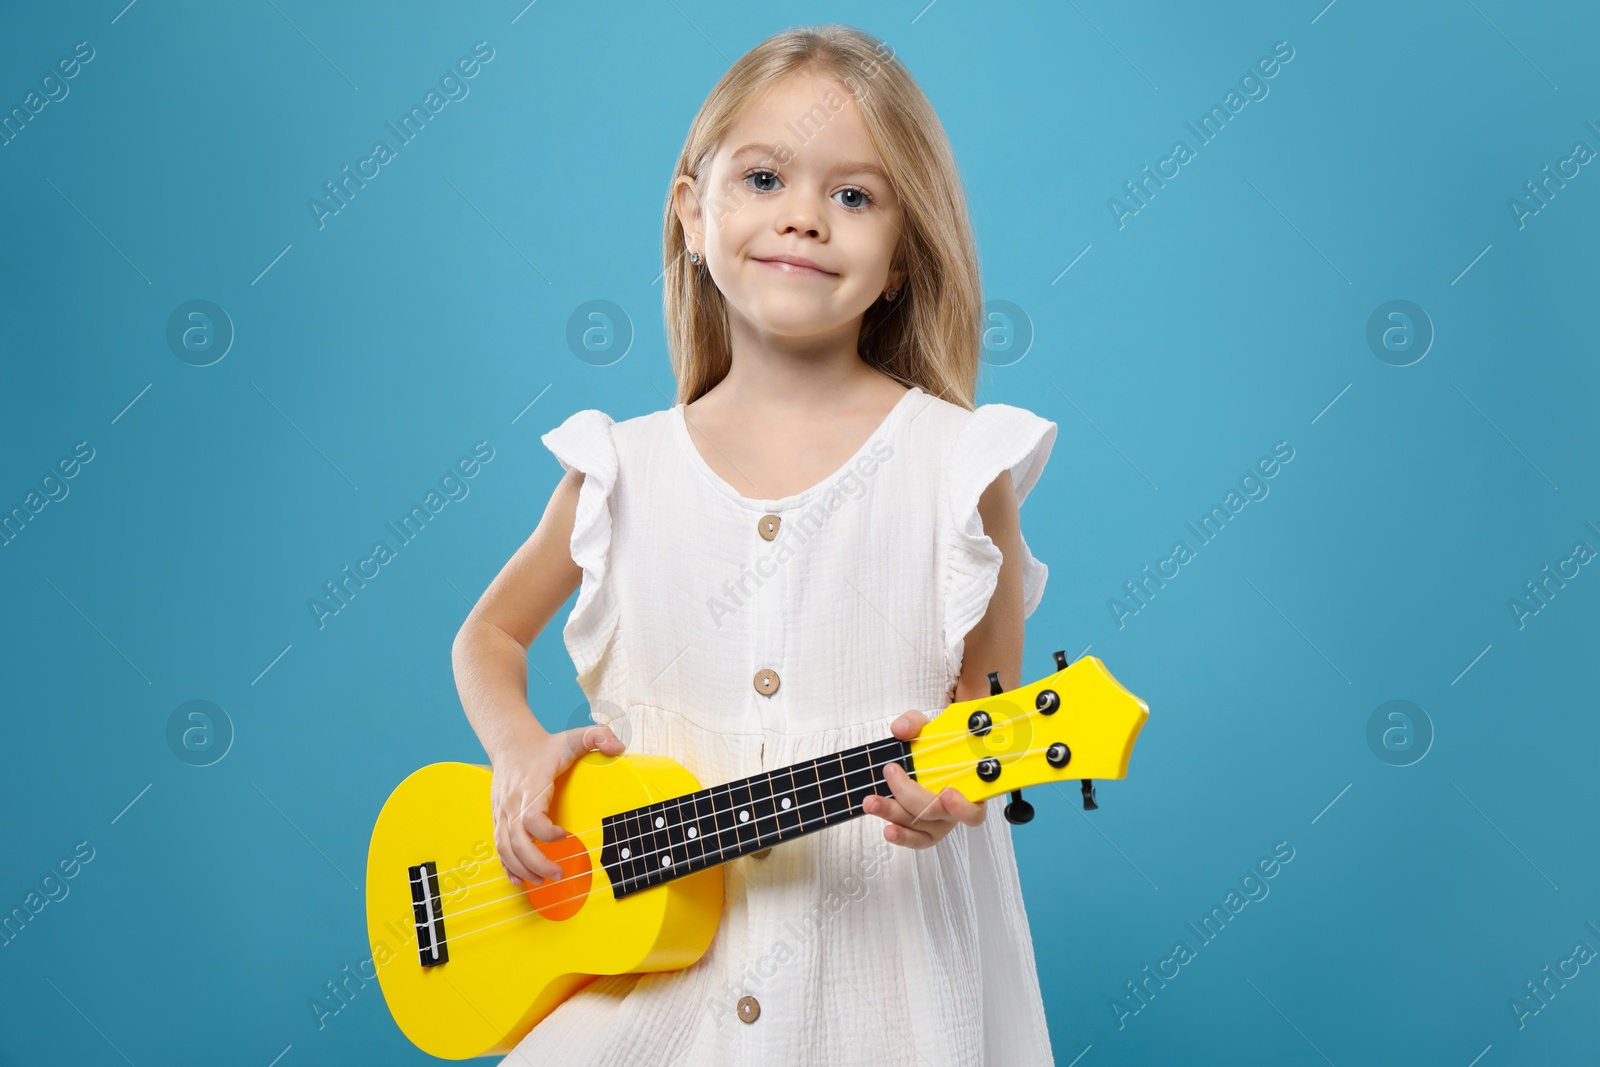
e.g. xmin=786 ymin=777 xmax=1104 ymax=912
xmin=741 ymin=169 xmax=876 ymax=211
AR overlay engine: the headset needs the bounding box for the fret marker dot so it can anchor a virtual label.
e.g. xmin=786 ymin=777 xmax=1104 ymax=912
xmin=780 ymin=797 xmax=792 ymax=810
xmin=739 ymin=810 xmax=750 ymax=822
xmin=661 ymin=854 xmax=672 ymax=867
xmin=621 ymin=847 xmax=630 ymax=859
xmin=654 ymin=816 xmax=665 ymax=828
xmin=687 ymin=826 xmax=697 ymax=838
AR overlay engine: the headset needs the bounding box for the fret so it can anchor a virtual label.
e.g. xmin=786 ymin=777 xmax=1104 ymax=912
xmin=603 ymin=734 xmax=922 ymax=899
xmin=788 ymin=758 xmax=824 ymax=830
xmin=639 ymin=800 xmax=666 ymax=889
xmin=747 ymin=771 xmax=780 ymax=847
xmin=839 ymin=743 xmax=877 ymax=815
xmin=773 ymin=763 xmax=804 ymax=837
xmin=683 ymin=789 xmax=711 ymax=870
xmin=620 ymin=806 xmax=642 ymax=892
xmin=727 ymin=776 xmax=758 ymax=852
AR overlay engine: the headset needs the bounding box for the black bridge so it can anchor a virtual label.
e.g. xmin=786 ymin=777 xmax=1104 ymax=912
xmin=408 ymin=861 xmax=449 ymax=967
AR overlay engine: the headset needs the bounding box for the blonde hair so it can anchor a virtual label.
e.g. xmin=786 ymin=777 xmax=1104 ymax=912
xmin=661 ymin=23 xmax=982 ymax=411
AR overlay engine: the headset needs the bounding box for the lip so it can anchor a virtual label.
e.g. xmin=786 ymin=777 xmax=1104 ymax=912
xmin=754 ymin=254 xmax=836 ymax=276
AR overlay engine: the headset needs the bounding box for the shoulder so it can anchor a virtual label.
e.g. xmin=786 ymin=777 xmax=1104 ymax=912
xmin=541 ymin=405 xmax=678 ymax=470
xmin=903 ymin=392 xmax=1056 ymax=498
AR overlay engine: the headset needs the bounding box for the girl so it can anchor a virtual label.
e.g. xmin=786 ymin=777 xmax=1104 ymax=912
xmin=452 ymin=23 xmax=1058 ymax=1066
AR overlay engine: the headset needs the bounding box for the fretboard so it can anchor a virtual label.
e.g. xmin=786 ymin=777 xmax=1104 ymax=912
xmin=598 ymin=736 xmax=914 ymax=898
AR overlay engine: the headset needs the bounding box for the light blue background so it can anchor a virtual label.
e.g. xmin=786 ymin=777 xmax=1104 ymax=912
xmin=2 ymin=1 xmax=1596 ymax=1064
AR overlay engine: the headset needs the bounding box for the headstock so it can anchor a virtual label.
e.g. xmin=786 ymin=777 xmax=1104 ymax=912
xmin=910 ymin=651 xmax=1148 ymax=823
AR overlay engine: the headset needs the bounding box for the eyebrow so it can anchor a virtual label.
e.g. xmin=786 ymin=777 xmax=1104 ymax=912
xmin=729 ymin=142 xmax=892 ymax=185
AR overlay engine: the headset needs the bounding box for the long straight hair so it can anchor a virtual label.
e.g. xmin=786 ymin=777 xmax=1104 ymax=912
xmin=661 ymin=24 xmax=982 ymax=410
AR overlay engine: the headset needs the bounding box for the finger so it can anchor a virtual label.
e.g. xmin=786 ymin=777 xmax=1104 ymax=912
xmin=563 ymin=723 xmax=624 ymax=766
xmin=938 ymin=787 xmax=987 ymax=827
xmin=879 ymin=762 xmax=948 ymax=828
xmin=516 ymin=809 xmax=568 ymax=881
xmin=506 ymin=822 xmax=562 ymax=885
xmin=495 ymin=825 xmax=540 ymax=885
xmin=882 ymin=820 xmax=939 ymax=849
xmin=889 ymin=709 xmax=928 ymax=741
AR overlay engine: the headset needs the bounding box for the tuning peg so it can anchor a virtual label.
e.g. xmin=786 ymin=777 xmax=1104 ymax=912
xmin=1081 ymin=778 xmax=1098 ymax=811
xmin=1053 ymin=650 xmax=1070 ymax=670
xmin=1004 ymin=788 xmax=1034 ymax=824
xmin=987 ymin=671 xmax=1003 ymax=696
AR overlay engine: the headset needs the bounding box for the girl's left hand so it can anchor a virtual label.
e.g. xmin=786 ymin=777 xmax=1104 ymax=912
xmin=864 ymin=709 xmax=988 ymax=848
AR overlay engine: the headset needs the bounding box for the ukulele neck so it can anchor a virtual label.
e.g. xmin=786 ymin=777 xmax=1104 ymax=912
xmin=598 ymin=736 xmax=914 ymax=898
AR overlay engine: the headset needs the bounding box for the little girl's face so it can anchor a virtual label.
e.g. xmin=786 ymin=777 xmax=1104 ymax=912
xmin=677 ymin=71 xmax=905 ymax=342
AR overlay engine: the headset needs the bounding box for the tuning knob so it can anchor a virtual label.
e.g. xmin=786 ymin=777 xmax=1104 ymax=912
xmin=1053 ymin=650 xmax=1070 ymax=670
xmin=1004 ymin=789 xmax=1034 ymax=824
xmin=1081 ymin=778 xmax=1098 ymax=811
xmin=987 ymin=671 xmax=1003 ymax=696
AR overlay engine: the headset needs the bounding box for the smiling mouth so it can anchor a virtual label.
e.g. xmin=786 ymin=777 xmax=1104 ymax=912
xmin=755 ymin=258 xmax=836 ymax=277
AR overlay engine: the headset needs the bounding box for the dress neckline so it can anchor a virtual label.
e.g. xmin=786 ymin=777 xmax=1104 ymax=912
xmin=672 ymin=385 xmax=923 ymax=510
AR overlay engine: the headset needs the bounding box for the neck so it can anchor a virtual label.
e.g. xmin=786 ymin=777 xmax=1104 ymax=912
xmin=599 ymin=735 xmax=915 ymax=898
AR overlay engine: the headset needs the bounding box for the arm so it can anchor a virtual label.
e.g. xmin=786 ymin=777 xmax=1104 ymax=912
xmin=450 ymin=467 xmax=584 ymax=763
xmin=450 ymin=467 xmax=624 ymax=886
xmin=870 ymin=470 xmax=1025 ymax=847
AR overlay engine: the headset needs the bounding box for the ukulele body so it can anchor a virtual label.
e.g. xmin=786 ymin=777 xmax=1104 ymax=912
xmin=365 ymin=755 xmax=724 ymax=1060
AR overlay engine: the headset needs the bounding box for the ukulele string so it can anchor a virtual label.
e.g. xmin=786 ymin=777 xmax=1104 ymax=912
xmin=433 ymin=703 xmax=1054 ymax=896
xmin=427 ymin=735 xmax=1070 ymax=938
xmin=438 ymin=739 xmax=1076 ymax=946
xmin=419 ymin=713 xmax=1037 ymax=883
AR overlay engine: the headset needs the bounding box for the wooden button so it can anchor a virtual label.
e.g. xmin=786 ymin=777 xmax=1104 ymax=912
xmin=737 ymin=994 xmax=761 ymax=1023
xmin=753 ymin=668 xmax=780 ymax=696
xmin=753 ymin=847 xmax=773 ymax=860
xmin=758 ymin=514 xmax=781 ymax=540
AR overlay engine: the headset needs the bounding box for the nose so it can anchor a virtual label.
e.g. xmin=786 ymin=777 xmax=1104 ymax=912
xmin=776 ymin=188 xmax=827 ymax=241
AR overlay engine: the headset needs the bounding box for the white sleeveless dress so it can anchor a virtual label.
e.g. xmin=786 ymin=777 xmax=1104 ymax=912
xmin=505 ymin=384 xmax=1059 ymax=1066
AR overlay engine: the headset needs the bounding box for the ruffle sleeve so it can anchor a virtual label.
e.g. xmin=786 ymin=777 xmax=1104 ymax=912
xmin=540 ymin=409 xmax=620 ymax=689
xmin=942 ymin=404 xmax=1057 ymax=678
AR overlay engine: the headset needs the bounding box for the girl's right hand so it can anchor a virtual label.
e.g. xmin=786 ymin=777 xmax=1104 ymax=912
xmin=490 ymin=722 xmax=625 ymax=886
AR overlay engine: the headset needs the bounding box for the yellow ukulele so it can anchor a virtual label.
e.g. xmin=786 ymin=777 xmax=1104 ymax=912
xmin=364 ymin=651 xmax=1148 ymax=1059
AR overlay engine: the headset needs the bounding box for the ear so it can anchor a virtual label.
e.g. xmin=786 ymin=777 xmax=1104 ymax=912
xmin=672 ymin=175 xmax=704 ymax=254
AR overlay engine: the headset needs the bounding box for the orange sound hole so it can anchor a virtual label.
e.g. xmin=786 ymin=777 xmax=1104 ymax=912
xmin=524 ymin=833 xmax=591 ymax=920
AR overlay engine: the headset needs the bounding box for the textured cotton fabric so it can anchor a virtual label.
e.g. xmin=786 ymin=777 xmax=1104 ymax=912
xmin=503 ymin=384 xmax=1058 ymax=1067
